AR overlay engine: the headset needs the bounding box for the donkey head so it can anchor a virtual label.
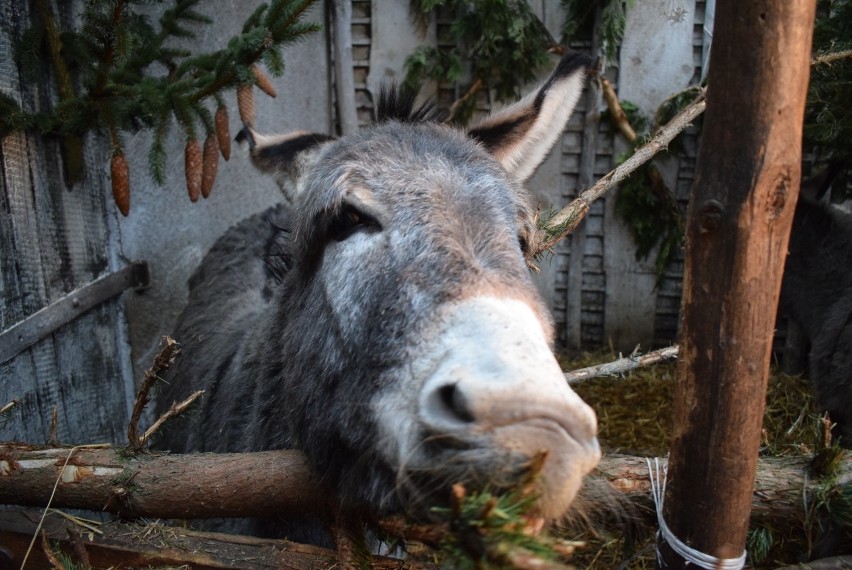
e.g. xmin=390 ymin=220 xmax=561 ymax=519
xmin=240 ymin=53 xmax=599 ymax=521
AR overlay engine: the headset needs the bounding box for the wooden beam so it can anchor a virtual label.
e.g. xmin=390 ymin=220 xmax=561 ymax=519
xmin=1 ymin=445 xmax=848 ymax=529
xmin=0 ymin=445 xmax=324 ymax=519
xmin=661 ymin=1 xmax=817 ymax=567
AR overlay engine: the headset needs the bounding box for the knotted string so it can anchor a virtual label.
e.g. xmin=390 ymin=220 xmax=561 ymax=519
xmin=646 ymin=458 xmax=747 ymax=569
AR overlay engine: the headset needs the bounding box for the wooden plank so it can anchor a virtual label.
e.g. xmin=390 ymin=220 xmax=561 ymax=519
xmin=0 ymin=263 xmax=148 ymax=364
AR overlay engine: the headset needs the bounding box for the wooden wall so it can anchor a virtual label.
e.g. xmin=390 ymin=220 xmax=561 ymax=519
xmin=0 ymin=2 xmax=135 ymax=444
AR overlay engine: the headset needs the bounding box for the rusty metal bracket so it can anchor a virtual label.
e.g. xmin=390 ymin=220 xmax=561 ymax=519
xmin=0 ymin=261 xmax=149 ymax=365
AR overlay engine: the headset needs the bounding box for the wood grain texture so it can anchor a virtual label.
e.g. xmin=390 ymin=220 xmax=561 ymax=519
xmin=0 ymin=1 xmax=133 ymax=446
xmin=661 ymin=1 xmax=818 ymax=567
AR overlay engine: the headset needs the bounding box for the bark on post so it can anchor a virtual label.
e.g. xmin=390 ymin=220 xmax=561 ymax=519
xmin=660 ymin=2 xmax=816 ymax=568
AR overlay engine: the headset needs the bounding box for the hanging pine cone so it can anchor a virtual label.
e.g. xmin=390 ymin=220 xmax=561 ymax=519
xmin=214 ymin=105 xmax=231 ymax=161
xmin=252 ymin=66 xmax=277 ymax=98
xmin=185 ymin=138 xmax=202 ymax=202
xmin=201 ymin=134 xmax=219 ymax=199
xmin=237 ymin=84 xmax=255 ymax=126
xmin=110 ymin=152 xmax=130 ymax=216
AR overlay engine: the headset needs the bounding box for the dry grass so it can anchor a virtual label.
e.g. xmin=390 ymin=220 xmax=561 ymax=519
xmin=557 ymin=349 xmax=826 ymax=568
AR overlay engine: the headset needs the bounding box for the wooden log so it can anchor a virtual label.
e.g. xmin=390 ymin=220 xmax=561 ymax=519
xmin=0 ymin=444 xmax=324 ymax=519
xmin=663 ymin=1 xmax=817 ymax=568
xmin=1 ymin=445 xmax=848 ymax=528
xmin=0 ymin=509 xmax=432 ymax=569
xmin=592 ymin=454 xmax=851 ymax=532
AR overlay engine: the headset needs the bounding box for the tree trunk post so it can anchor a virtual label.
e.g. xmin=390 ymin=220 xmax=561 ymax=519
xmin=659 ymin=1 xmax=816 ymax=568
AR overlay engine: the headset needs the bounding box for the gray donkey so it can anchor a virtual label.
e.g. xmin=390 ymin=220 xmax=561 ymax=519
xmin=780 ymin=166 xmax=852 ymax=448
xmin=155 ymin=52 xmax=601 ymax=542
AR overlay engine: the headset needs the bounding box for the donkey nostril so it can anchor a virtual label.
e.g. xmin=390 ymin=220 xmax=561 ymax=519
xmin=435 ymin=383 xmax=475 ymax=424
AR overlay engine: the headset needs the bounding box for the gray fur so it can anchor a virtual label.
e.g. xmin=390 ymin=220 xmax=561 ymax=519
xmin=155 ymin=53 xmax=600 ymax=542
xmin=781 ymin=195 xmax=852 ymax=447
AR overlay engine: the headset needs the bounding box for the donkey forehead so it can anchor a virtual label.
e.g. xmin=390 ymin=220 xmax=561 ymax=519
xmin=302 ymin=122 xmax=526 ymax=222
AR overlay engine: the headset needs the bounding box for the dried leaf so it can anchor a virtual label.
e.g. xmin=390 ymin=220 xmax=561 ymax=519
xmin=185 ymin=139 xmax=202 ymax=202
xmin=110 ymin=152 xmax=130 ymax=216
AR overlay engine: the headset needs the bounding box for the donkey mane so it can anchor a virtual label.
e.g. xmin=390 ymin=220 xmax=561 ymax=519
xmin=374 ymin=83 xmax=443 ymax=124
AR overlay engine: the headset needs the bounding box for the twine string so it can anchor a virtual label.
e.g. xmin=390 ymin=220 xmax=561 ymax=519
xmin=646 ymin=458 xmax=747 ymax=570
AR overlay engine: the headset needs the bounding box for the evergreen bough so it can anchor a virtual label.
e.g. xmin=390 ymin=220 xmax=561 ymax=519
xmin=404 ymin=0 xmax=556 ymax=124
xmin=0 ymin=0 xmax=319 ymax=215
xmin=807 ymin=0 xmax=852 ymax=198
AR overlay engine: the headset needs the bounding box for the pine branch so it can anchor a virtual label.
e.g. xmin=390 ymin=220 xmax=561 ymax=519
xmin=127 ymin=337 xmax=181 ymax=453
xmin=564 ymin=345 xmax=679 ymax=383
xmin=91 ymin=0 xmax=126 ymax=98
xmin=533 ymin=91 xmax=706 ymax=255
xmin=34 ymin=0 xmax=84 ymax=185
xmin=6 ymin=0 xmax=320 ymax=212
xmin=812 ymin=49 xmax=852 ymax=66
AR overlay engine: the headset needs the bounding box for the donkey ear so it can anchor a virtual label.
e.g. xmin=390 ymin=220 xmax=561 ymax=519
xmin=236 ymin=127 xmax=335 ymax=204
xmin=468 ymin=52 xmax=591 ymax=182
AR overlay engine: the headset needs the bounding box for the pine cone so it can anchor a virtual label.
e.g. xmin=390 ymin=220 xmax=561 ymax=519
xmin=237 ymin=84 xmax=255 ymax=126
xmin=214 ymin=105 xmax=231 ymax=161
xmin=201 ymin=134 xmax=219 ymax=199
xmin=252 ymin=66 xmax=277 ymax=98
xmin=110 ymin=152 xmax=130 ymax=216
xmin=185 ymin=138 xmax=202 ymax=202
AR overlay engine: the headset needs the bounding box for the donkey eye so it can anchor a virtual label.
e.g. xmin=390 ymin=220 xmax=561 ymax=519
xmin=328 ymin=205 xmax=380 ymax=242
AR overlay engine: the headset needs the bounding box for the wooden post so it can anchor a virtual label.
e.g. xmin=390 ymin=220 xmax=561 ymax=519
xmin=659 ymin=1 xmax=816 ymax=568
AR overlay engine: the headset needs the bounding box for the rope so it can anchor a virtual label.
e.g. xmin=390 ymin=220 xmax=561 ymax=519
xmin=646 ymin=458 xmax=747 ymax=570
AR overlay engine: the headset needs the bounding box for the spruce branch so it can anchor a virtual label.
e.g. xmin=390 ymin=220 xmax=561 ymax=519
xmin=533 ymin=92 xmax=706 ymax=256
xmin=600 ymin=75 xmax=686 ymax=280
xmin=34 ymin=0 xmax=85 ymax=185
xmin=564 ymin=345 xmax=679 ymax=384
xmin=811 ymin=49 xmax=852 ymax=66
xmin=405 ymin=0 xmax=553 ymax=124
xmin=127 ymin=336 xmax=181 ymax=453
xmin=4 ymin=0 xmax=320 ymax=213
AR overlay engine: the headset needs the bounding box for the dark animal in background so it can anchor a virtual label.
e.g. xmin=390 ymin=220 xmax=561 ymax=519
xmin=780 ymin=166 xmax=852 ymax=448
xmin=155 ymin=52 xmax=601 ymax=541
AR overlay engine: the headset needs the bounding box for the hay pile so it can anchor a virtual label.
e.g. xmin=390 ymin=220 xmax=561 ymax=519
xmin=558 ymin=349 xmax=830 ymax=569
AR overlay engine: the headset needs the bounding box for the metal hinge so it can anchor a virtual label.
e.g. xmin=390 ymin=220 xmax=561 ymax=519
xmin=0 ymin=261 xmax=149 ymax=365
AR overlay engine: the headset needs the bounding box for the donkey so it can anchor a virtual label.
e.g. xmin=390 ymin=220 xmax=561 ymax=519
xmin=780 ymin=166 xmax=852 ymax=448
xmin=155 ymin=52 xmax=601 ymax=542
